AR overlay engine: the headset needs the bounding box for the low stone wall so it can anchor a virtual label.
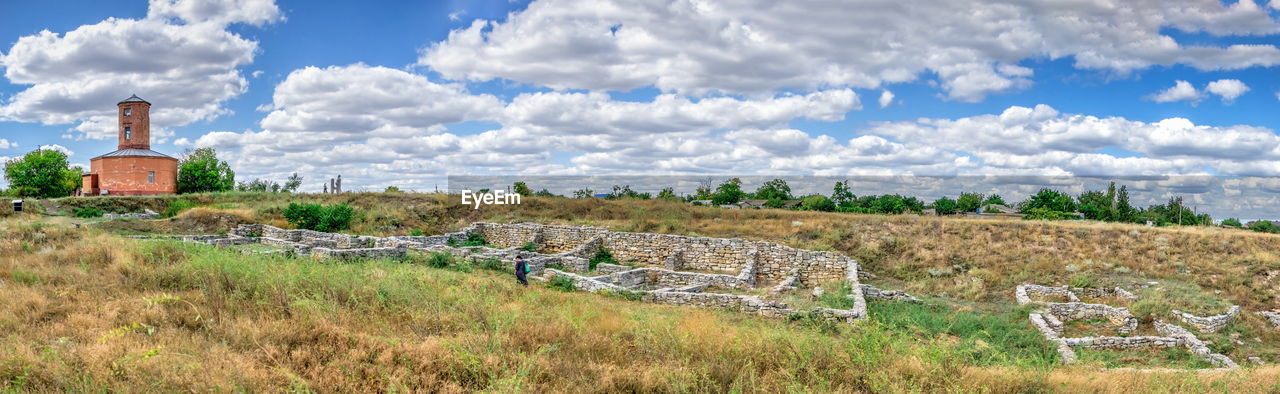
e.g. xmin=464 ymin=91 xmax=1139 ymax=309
xmin=311 ymin=246 xmax=407 ymax=260
xmin=1155 ymin=320 xmax=1239 ymax=368
xmin=1043 ymin=302 xmax=1139 ymax=335
xmin=646 ymin=291 xmax=793 ymax=318
xmin=860 ymin=284 xmax=921 ymax=303
xmin=1058 ymin=336 xmax=1182 ymax=349
xmin=466 ymin=222 xmax=854 ymax=285
xmin=1172 ymin=306 xmax=1240 ymax=333
xmin=1015 ymin=284 xmax=1080 ymax=305
xmin=594 ymin=262 xmax=633 ymax=275
xmin=1257 ymin=311 xmax=1280 ymax=328
xmin=1074 ymin=287 xmax=1138 ymax=301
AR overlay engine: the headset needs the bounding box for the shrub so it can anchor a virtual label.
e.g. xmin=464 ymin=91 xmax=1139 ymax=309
xmin=1022 ymin=208 xmax=1077 ymax=221
xmin=73 ymin=207 xmax=103 ymax=218
xmin=475 ymin=257 xmax=506 ymax=271
xmin=589 ymin=247 xmax=616 ymax=271
xmin=409 ymin=229 xmax=425 ymax=236
xmin=282 ymin=203 xmax=355 ymax=232
xmin=426 ymin=252 xmax=453 ymax=268
xmin=932 ymin=197 xmax=958 ymax=215
xmin=549 ymin=275 xmax=577 ymax=292
xmin=521 ymin=242 xmax=538 ymax=252
xmin=1221 ymin=218 xmax=1242 ymax=228
xmin=799 ymin=195 xmax=835 ymax=212
xmin=163 ymin=199 xmax=198 ymax=218
xmin=448 ymin=232 xmax=487 ymax=247
xmin=1069 ymin=274 xmax=1093 ymax=288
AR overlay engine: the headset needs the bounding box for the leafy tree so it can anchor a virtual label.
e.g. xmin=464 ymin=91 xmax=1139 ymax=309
xmin=956 ymin=192 xmax=984 ymax=213
xmin=981 ymin=194 xmax=1006 ymax=206
xmin=512 ymin=181 xmax=532 ymax=196
xmin=1221 ymin=218 xmax=1242 ymax=228
xmin=1023 ymin=208 xmax=1079 ymax=221
xmin=283 ymin=173 xmax=303 ymax=192
xmin=1077 ymin=190 xmax=1112 ymax=221
xmin=711 ymin=178 xmax=746 ymax=205
xmin=1019 ymin=188 xmax=1077 ymax=214
xmin=534 ymin=189 xmax=558 ymax=197
xmin=872 ymin=194 xmax=908 ymax=214
xmin=831 ymin=180 xmax=854 ymax=206
xmin=384 ymin=186 xmax=403 ymax=193
xmin=799 ymin=194 xmax=835 ymax=212
xmin=177 ymin=148 xmax=235 ymax=194
xmin=933 ymin=197 xmax=958 ymax=215
xmin=753 ymin=178 xmax=792 ymax=201
xmin=902 ymin=196 xmax=925 ymax=213
xmin=1113 ymin=185 xmax=1138 ymax=223
xmin=237 ymin=179 xmax=279 ymax=192
xmin=572 ymin=188 xmax=594 ymax=199
xmin=1248 ymin=220 xmax=1279 ymax=234
xmin=606 ymin=184 xmax=650 ymax=199
xmin=656 ymin=187 xmax=679 ymax=200
xmin=3 ymin=148 xmax=81 ymax=198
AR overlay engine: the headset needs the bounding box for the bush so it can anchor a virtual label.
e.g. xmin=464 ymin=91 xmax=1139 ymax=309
xmin=932 ymin=197 xmax=958 ymax=215
xmin=1069 ymin=274 xmax=1093 ymax=288
xmin=448 ymin=232 xmax=487 ymax=247
xmin=1022 ymin=208 xmax=1077 ymax=221
xmin=282 ymin=203 xmax=355 ymax=232
xmin=409 ymin=229 xmax=425 ymax=236
xmin=475 ymin=257 xmax=506 ymax=271
xmin=72 ymin=207 xmax=103 ymax=218
xmin=549 ymin=275 xmax=577 ymax=292
xmin=163 ymin=199 xmax=198 ymax=218
xmin=589 ymin=247 xmax=617 ymax=271
xmin=426 ymin=252 xmax=453 ymax=268
xmin=799 ymin=195 xmax=835 ymax=212
xmin=521 ymin=242 xmax=538 ymax=252
xmin=1221 ymin=218 xmax=1242 ymax=228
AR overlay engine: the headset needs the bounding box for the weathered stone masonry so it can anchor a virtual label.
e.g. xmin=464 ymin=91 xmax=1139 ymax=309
xmin=468 ymin=222 xmax=850 ymax=285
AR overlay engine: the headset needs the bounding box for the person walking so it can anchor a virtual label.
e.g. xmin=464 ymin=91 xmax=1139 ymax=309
xmin=514 ymin=255 xmax=529 ymax=286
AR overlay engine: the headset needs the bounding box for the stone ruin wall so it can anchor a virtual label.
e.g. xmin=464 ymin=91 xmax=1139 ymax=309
xmin=468 ymin=222 xmax=850 ymax=285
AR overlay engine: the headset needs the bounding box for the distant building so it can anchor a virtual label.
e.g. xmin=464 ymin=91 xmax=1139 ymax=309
xmin=80 ymin=95 xmax=179 ymax=196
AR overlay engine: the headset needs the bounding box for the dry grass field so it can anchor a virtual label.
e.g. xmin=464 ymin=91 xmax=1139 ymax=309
xmin=0 ymin=192 xmax=1275 ymax=391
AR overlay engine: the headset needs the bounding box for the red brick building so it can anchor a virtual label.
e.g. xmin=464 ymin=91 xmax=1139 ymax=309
xmin=80 ymin=95 xmax=179 ymax=196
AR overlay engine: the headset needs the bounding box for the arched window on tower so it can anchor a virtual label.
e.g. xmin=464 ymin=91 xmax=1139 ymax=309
xmin=125 ymin=127 xmax=131 ymax=140
xmin=124 ymin=108 xmax=131 ymax=116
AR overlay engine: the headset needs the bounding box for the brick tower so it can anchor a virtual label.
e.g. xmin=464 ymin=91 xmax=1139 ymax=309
xmin=81 ymin=95 xmax=179 ymax=196
xmin=117 ymin=94 xmax=151 ymax=150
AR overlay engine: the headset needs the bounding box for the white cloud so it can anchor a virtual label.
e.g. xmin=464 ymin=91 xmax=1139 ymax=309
xmin=878 ymin=90 xmax=894 ymax=108
xmin=1205 ymin=79 xmax=1250 ymax=103
xmin=448 ymin=10 xmax=467 ymax=21
xmin=422 ymin=0 xmax=1280 ymax=101
xmin=38 ymin=144 xmax=74 ymax=157
xmin=0 ymin=0 xmax=279 ymax=140
xmin=148 ymin=0 xmax=281 ymax=26
xmin=1148 ymin=80 xmax=1203 ymax=104
xmin=0 ymin=139 xmax=13 ymax=150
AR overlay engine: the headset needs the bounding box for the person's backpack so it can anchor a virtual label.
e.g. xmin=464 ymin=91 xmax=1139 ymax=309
xmin=523 ymin=262 xmax=531 ymax=274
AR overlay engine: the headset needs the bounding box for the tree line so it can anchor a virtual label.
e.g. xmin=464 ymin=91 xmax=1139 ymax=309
xmin=1 ymin=147 xmax=294 ymax=197
xmin=516 ymin=178 xmax=1255 ymax=229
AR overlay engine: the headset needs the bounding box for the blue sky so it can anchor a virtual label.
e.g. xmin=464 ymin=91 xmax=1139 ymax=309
xmin=2 ymin=0 xmax=1280 ymax=217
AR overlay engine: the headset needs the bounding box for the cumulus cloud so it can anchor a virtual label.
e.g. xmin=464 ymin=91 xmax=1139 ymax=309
xmin=1205 ymin=79 xmax=1250 ymax=103
xmin=1148 ymin=80 xmax=1203 ymax=104
xmin=878 ymin=90 xmax=894 ymax=108
xmin=422 ymin=0 xmax=1280 ymax=101
xmin=37 ymin=144 xmax=74 ymax=156
xmin=867 ymin=104 xmax=1280 ymax=175
xmin=0 ymin=139 xmax=13 ymax=150
xmin=0 ymin=0 xmax=280 ymax=140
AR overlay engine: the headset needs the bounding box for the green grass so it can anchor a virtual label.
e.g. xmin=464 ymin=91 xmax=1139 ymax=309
xmin=1075 ymin=347 xmax=1213 ymax=369
xmin=866 ymin=299 xmax=1059 ymax=367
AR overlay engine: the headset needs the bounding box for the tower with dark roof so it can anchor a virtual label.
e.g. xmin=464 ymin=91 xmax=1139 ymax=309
xmin=81 ymin=95 xmax=179 ymax=196
xmin=117 ymin=94 xmax=152 ymax=150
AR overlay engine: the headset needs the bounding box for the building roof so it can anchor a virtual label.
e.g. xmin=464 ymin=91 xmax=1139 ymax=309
xmin=118 ymin=94 xmax=150 ymax=105
xmin=91 ymin=149 xmax=175 ymax=160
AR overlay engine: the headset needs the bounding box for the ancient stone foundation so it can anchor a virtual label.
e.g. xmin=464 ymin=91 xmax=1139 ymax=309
xmin=151 ymin=222 xmax=927 ymax=325
xmin=1017 ymin=283 xmax=1237 ymax=369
